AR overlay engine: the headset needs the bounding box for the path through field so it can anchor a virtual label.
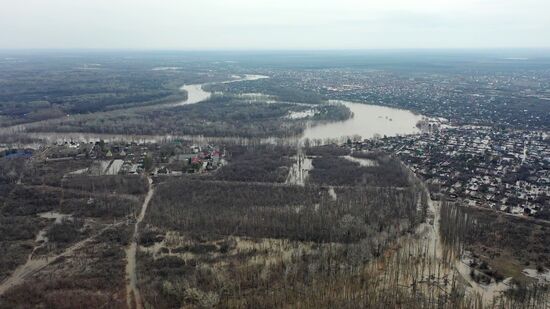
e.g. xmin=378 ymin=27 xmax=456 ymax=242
xmin=125 ymin=177 xmax=154 ymax=309
xmin=0 ymin=222 xmax=123 ymax=296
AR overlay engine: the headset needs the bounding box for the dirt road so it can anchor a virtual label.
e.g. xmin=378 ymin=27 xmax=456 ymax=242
xmin=0 ymin=222 xmax=123 ymax=296
xmin=125 ymin=177 xmax=154 ymax=309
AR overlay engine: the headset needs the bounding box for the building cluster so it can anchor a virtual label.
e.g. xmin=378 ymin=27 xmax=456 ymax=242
xmin=360 ymin=128 xmax=549 ymax=218
xmin=3 ymin=139 xmax=225 ymax=176
xmin=259 ymin=68 xmax=550 ymax=130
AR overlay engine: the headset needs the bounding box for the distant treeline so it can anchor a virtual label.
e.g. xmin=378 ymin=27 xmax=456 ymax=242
xmin=27 ymin=95 xmax=351 ymax=138
xmin=205 ymin=78 xmax=324 ymax=104
xmin=0 ymin=56 xmax=233 ymax=126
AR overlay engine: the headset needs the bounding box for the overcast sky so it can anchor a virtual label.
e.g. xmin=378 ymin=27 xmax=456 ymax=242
xmin=1 ymin=0 xmax=549 ymax=49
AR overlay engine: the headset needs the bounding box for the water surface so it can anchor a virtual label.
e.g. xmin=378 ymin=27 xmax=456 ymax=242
xmin=301 ymin=100 xmax=422 ymax=141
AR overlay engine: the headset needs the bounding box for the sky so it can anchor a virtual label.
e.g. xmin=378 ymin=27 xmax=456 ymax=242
xmin=1 ymin=0 xmax=549 ymax=50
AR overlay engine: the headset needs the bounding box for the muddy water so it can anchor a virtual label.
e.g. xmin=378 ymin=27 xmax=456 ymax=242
xmin=175 ymin=84 xmax=211 ymax=106
xmin=383 ymin=175 xmax=513 ymax=307
xmin=301 ymin=100 xmax=423 ymax=142
xmin=173 ymin=74 xmax=269 ymax=107
xmin=5 ymin=74 xmax=428 ymax=147
xmin=0 ymin=74 xmax=269 ymax=139
xmin=455 ymin=252 xmax=513 ymax=303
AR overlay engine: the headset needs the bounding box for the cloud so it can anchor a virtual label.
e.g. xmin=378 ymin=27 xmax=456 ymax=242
xmin=0 ymin=0 xmax=548 ymax=49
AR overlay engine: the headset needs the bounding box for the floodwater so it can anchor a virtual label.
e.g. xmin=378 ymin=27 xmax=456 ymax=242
xmin=23 ymin=103 xmax=424 ymax=146
xmin=301 ymin=100 xmax=423 ymax=142
xmin=174 ymin=74 xmax=269 ymax=106
xmin=285 ymin=149 xmax=313 ymax=186
xmin=26 ymin=131 xmax=268 ymax=145
xmin=0 ymin=73 xmax=526 ymax=306
xmin=178 ymin=84 xmax=211 ymax=105
xmin=342 ymin=155 xmax=378 ymax=167
xmin=522 ymin=268 xmax=550 ymax=283
xmin=455 ymin=252 xmax=513 ymax=304
xmin=0 ymin=74 xmax=269 ymax=138
xmin=38 ymin=211 xmax=72 ymax=224
xmin=5 ymin=74 xmax=425 ymax=146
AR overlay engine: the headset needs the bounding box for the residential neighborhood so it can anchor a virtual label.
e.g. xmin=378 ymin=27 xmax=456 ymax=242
xmin=357 ymin=127 xmax=550 ymax=219
xmin=1 ymin=139 xmax=226 ymax=177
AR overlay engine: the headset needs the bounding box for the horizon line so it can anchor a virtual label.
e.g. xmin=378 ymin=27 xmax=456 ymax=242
xmin=1 ymin=47 xmax=550 ymax=53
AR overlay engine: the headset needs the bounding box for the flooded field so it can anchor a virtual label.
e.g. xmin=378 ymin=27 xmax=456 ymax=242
xmin=285 ymin=149 xmax=313 ymax=186
xmin=342 ymin=155 xmax=378 ymax=167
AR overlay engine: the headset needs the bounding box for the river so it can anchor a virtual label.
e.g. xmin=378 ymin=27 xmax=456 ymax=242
xmin=0 ymin=73 xmax=508 ymax=306
xmin=301 ymin=100 xmax=422 ymax=141
xmin=0 ymin=74 xmax=269 ymax=139
xmin=177 ymin=78 xmax=423 ymax=141
xmin=5 ymin=74 xmax=424 ymax=146
xmin=174 ymin=74 xmax=269 ymax=107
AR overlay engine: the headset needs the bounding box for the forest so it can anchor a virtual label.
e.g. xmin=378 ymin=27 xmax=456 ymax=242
xmin=0 ymin=223 xmax=132 ymax=309
xmin=205 ymin=77 xmax=324 ymax=104
xmin=1 ymin=51 xmax=549 ymax=308
xmin=213 ymin=144 xmax=296 ymax=183
xmin=1 ymin=140 xmax=549 ymax=308
xmin=0 ymin=155 xmax=148 ymax=308
xmin=132 ymin=143 xmax=430 ymax=308
xmin=25 ymin=94 xmax=351 ymax=138
xmin=440 ymin=202 xmax=550 ymax=280
xmin=309 ymin=153 xmax=410 ymax=187
xmin=0 ymin=53 xmax=235 ymax=127
xmin=146 ymin=179 xmax=421 ymax=243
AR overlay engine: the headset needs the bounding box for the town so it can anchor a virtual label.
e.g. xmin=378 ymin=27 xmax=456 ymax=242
xmin=356 ymin=127 xmax=550 ymax=220
xmin=1 ymin=49 xmax=549 ymax=308
xmin=0 ymin=139 xmax=226 ymax=177
xmin=222 ymin=66 xmax=550 ymax=131
xmin=3 ymin=124 xmax=548 ymax=222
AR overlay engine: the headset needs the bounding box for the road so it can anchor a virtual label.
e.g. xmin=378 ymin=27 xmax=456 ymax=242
xmin=0 ymin=221 xmax=124 ymax=296
xmin=401 ymin=162 xmax=518 ymax=306
xmin=125 ymin=176 xmax=154 ymax=309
